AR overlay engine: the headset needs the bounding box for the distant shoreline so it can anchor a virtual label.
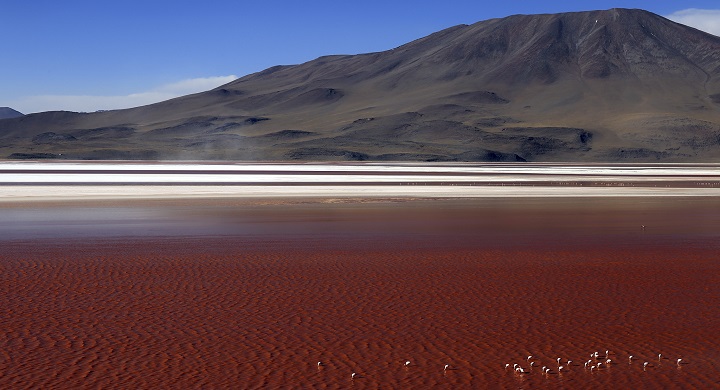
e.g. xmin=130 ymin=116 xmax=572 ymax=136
xmin=1 ymin=161 xmax=719 ymax=202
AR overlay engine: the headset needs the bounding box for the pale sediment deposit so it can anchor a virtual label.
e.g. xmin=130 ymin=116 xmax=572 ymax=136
xmin=1 ymin=161 xmax=719 ymax=201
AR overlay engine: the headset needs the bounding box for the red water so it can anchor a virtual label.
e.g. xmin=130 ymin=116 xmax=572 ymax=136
xmin=1 ymin=197 xmax=719 ymax=389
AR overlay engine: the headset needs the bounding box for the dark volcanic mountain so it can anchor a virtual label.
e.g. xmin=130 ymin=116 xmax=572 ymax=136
xmin=0 ymin=107 xmax=23 ymax=120
xmin=2 ymin=8 xmax=720 ymax=161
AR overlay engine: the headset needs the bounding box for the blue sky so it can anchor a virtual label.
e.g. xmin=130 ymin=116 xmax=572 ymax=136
xmin=2 ymin=1 xmax=720 ymax=114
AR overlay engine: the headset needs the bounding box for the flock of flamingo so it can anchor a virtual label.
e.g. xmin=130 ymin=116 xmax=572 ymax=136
xmin=506 ymin=350 xmax=686 ymax=377
xmin=316 ymin=350 xmax=686 ymax=380
xmin=316 ymin=360 xmax=454 ymax=380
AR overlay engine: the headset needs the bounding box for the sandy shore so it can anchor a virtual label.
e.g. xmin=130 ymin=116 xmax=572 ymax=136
xmin=1 ymin=196 xmax=719 ymax=388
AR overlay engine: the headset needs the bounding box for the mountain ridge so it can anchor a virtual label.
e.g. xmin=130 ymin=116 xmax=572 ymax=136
xmin=0 ymin=107 xmax=24 ymax=120
xmin=2 ymin=8 xmax=720 ymax=161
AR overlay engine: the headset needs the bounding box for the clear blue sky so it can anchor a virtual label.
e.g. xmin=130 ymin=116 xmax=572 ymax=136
xmin=2 ymin=0 xmax=719 ymax=113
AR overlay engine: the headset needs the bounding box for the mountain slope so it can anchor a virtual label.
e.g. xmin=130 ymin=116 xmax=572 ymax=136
xmin=2 ymin=8 xmax=720 ymax=161
xmin=0 ymin=107 xmax=23 ymax=120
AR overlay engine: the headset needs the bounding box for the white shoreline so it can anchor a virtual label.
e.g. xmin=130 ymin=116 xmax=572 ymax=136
xmin=1 ymin=186 xmax=719 ymax=202
xmin=1 ymin=162 xmax=719 ymax=201
xmin=3 ymin=161 xmax=720 ymax=176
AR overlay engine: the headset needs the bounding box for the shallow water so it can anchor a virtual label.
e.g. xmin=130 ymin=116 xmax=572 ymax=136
xmin=1 ymin=197 xmax=719 ymax=248
xmin=1 ymin=197 xmax=719 ymax=388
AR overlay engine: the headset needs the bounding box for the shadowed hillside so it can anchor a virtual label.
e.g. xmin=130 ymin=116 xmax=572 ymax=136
xmin=2 ymin=8 xmax=720 ymax=161
xmin=0 ymin=107 xmax=23 ymax=120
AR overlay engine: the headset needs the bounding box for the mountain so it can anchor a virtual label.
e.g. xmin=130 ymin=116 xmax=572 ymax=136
xmin=0 ymin=107 xmax=23 ymax=120
xmin=2 ymin=8 xmax=720 ymax=161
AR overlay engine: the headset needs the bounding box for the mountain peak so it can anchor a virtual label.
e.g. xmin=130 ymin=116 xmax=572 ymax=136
xmin=404 ymin=7 xmax=720 ymax=85
xmin=2 ymin=9 xmax=720 ymax=162
xmin=0 ymin=107 xmax=24 ymax=120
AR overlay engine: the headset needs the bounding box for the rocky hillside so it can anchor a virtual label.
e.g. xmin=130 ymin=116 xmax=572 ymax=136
xmin=2 ymin=8 xmax=720 ymax=161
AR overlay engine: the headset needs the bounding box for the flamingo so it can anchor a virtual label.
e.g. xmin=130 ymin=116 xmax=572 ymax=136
xmin=352 ymin=372 xmax=357 ymax=379
xmin=405 ymin=360 xmax=411 ymax=367
xmin=444 ymin=364 xmax=450 ymax=371
xmin=677 ymin=358 xmax=683 ymax=366
xmin=527 ymin=355 xmax=533 ymax=361
xmin=505 ymin=363 xmax=510 ymax=370
xmin=644 ymin=362 xmax=649 ymax=371
xmin=629 ymin=355 xmax=633 ymax=363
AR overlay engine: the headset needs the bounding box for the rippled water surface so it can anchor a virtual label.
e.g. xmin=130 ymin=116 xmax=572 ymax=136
xmin=1 ymin=197 xmax=719 ymax=388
